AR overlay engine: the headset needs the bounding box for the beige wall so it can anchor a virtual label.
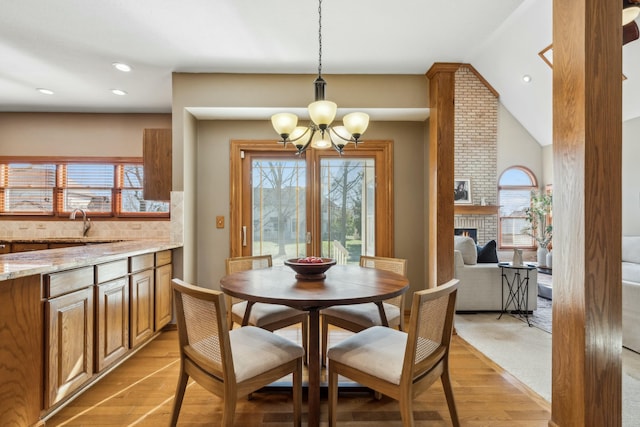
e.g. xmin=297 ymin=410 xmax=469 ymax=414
xmin=172 ymin=73 xmax=430 ymax=294
xmin=496 ymin=103 xmax=543 ymax=183
xmin=0 ymin=112 xmax=173 ymax=242
xmin=0 ymin=112 xmax=170 ymax=157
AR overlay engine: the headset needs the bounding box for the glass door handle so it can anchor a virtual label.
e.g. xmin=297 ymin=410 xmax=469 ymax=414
xmin=306 ymin=232 xmax=312 ymax=244
xmin=242 ymin=226 xmax=247 ymax=247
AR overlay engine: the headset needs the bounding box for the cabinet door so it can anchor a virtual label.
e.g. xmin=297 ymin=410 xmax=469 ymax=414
xmin=143 ymin=128 xmax=172 ymax=201
xmin=45 ymin=287 xmax=94 ymax=408
xmin=130 ymin=269 xmax=154 ymax=348
xmin=155 ymin=263 xmax=173 ymax=330
xmin=96 ymin=277 xmax=129 ymax=372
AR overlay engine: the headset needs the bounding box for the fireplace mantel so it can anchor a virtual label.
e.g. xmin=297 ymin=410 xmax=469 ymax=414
xmin=454 ymin=205 xmax=499 ymax=215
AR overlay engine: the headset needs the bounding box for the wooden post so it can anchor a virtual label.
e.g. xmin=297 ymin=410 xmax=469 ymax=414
xmin=426 ymin=63 xmax=459 ymax=288
xmin=551 ymin=0 xmax=622 ymax=425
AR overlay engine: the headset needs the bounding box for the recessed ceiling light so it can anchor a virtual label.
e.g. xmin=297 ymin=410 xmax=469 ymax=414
xmin=112 ymin=62 xmax=132 ymax=72
xmin=111 ymin=89 xmax=128 ymax=96
xmin=522 ymin=75 xmax=532 ymax=83
xmin=36 ymin=88 xmax=54 ymax=95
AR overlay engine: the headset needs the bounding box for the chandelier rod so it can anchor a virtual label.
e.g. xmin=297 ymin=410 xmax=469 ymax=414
xmin=314 ymin=0 xmax=326 ymax=102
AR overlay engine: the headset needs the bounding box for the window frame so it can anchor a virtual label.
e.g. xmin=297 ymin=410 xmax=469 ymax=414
xmin=0 ymin=156 xmax=169 ymax=219
xmin=497 ymin=166 xmax=538 ymax=249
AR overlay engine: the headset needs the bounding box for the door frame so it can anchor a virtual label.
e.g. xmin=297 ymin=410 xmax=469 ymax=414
xmin=229 ymin=140 xmax=394 ymax=258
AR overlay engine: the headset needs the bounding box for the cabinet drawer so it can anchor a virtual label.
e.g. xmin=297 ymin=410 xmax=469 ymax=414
xmin=46 ymin=266 xmax=94 ymax=298
xmin=155 ymin=250 xmax=172 ymax=267
xmin=95 ymin=259 xmax=128 ymax=284
xmin=129 ymin=253 xmax=154 ymax=273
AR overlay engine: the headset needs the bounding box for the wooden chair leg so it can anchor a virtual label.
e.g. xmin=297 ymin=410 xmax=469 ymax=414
xmin=398 ymin=393 xmax=415 ymax=427
xmin=293 ymin=358 xmax=303 ymax=427
xmin=302 ymin=318 xmax=309 ymax=366
xmin=441 ymin=368 xmax=460 ymax=427
xmin=321 ymin=316 xmax=329 ymax=367
xmin=222 ymin=393 xmax=237 ymax=427
xmin=170 ymin=369 xmax=189 ymax=427
xmin=328 ymin=363 xmax=339 ymax=427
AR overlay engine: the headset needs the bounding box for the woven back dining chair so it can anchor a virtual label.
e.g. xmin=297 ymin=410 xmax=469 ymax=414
xmin=225 ymin=255 xmax=308 ymax=360
xmin=327 ymin=278 xmax=460 ymax=427
xmin=321 ymin=255 xmax=407 ymax=365
xmin=170 ymin=279 xmax=304 ymax=427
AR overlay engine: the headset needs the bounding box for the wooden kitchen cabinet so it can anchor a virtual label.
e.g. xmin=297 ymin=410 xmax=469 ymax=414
xmin=143 ymin=128 xmax=172 ymax=201
xmin=154 ymin=250 xmax=173 ymax=330
xmin=13 ymin=242 xmax=48 ymax=252
xmin=95 ymin=260 xmax=129 ymax=372
xmin=129 ymin=254 xmax=155 ymax=348
xmin=45 ymin=286 xmax=94 ymax=408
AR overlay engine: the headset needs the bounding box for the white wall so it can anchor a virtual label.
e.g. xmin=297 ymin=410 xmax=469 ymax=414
xmin=623 ymin=117 xmax=640 ymax=235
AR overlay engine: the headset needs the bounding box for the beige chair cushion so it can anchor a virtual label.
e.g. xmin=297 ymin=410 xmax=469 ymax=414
xmin=454 ymin=235 xmax=477 ymax=265
xmin=327 ymin=326 xmax=406 ymax=385
xmin=229 ymin=326 xmax=304 ymax=382
xmin=321 ymin=302 xmax=400 ymax=328
xmin=232 ymin=301 xmax=305 ymax=327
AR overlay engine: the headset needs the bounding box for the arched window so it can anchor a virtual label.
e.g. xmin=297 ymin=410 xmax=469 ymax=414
xmin=498 ymin=166 xmax=538 ymax=249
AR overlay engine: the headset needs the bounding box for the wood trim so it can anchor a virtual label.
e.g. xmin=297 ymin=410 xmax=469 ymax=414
xmin=229 ymin=140 xmax=394 ymax=259
xmin=453 ymin=205 xmax=498 ymax=215
xmin=551 ymin=0 xmax=622 ymax=424
xmin=426 ymin=64 xmax=457 ymax=288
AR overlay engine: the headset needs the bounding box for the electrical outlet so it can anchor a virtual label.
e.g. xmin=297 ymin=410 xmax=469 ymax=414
xmin=216 ymin=216 xmax=224 ymax=229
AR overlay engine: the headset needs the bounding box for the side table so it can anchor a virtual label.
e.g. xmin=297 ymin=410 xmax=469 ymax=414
xmin=497 ymin=262 xmax=536 ymax=326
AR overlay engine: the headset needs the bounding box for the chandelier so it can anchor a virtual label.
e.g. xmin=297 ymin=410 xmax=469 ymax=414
xmin=270 ymin=0 xmax=369 ymax=154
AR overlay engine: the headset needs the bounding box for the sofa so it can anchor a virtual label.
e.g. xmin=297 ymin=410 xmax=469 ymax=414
xmin=454 ymin=235 xmax=538 ymax=312
xmin=623 ymin=236 xmax=640 ymax=353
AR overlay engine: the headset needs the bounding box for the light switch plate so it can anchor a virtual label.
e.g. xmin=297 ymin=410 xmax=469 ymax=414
xmin=216 ymin=216 xmax=224 ymax=228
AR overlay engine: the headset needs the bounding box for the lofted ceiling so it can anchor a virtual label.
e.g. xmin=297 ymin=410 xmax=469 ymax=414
xmin=2 ymin=0 xmax=639 ymax=147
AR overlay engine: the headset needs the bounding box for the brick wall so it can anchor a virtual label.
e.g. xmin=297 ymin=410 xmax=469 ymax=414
xmin=454 ymin=65 xmax=498 ymax=245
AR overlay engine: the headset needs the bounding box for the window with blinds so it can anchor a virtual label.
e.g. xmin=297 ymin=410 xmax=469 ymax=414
xmin=1 ymin=163 xmax=56 ymax=213
xmin=0 ymin=160 xmax=169 ymax=217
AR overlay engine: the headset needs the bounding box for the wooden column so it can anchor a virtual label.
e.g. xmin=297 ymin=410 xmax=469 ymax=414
xmin=426 ymin=63 xmax=459 ymax=288
xmin=551 ymin=0 xmax=622 ymax=425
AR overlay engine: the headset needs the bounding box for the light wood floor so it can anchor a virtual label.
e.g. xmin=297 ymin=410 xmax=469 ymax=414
xmin=45 ymin=324 xmax=551 ymax=426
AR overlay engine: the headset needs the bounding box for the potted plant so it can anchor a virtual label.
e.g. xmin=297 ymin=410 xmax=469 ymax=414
xmin=522 ymin=189 xmax=553 ymax=265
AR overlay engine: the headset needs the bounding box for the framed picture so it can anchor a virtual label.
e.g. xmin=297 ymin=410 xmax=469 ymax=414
xmin=454 ymin=178 xmax=471 ymax=204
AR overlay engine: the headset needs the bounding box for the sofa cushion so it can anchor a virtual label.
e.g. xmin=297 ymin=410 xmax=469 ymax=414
xmin=477 ymin=240 xmax=499 ymax=263
xmin=623 ymin=262 xmax=640 ymax=284
xmin=622 ymin=236 xmax=640 ymax=264
xmin=454 ymin=235 xmax=477 ymax=265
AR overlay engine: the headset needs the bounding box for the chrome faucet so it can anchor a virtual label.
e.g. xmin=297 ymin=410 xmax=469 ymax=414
xmin=70 ymin=208 xmax=91 ymax=237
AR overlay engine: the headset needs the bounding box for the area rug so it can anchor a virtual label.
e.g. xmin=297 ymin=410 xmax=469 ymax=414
xmin=513 ymin=296 xmax=552 ymax=333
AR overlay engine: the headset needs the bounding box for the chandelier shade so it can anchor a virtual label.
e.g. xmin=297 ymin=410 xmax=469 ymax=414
xmin=624 ymin=0 xmax=640 ymax=25
xmin=270 ymin=0 xmax=369 ymax=154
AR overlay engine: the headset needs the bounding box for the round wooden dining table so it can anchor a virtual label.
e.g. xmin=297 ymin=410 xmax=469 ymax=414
xmin=220 ymin=263 xmax=410 ymax=427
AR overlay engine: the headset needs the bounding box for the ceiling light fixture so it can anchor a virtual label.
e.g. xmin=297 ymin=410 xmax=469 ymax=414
xmin=112 ymin=62 xmax=132 ymax=72
xmin=111 ymin=89 xmax=128 ymax=96
xmin=624 ymin=0 xmax=640 ymax=25
xmin=36 ymin=88 xmax=54 ymax=95
xmin=522 ymin=75 xmax=532 ymax=83
xmin=270 ymin=0 xmax=369 ymax=155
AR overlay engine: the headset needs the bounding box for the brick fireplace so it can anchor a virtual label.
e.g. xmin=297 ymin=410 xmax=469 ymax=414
xmin=453 ymin=65 xmax=498 ymax=246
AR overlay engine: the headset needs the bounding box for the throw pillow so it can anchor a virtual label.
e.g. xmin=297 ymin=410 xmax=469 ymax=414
xmin=454 ymin=235 xmax=477 ymax=265
xmin=477 ymin=240 xmax=499 ymax=263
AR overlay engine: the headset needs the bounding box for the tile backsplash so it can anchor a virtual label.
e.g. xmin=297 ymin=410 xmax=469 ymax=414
xmin=1 ymin=191 xmax=184 ymax=243
xmin=0 ymin=219 xmax=170 ymax=241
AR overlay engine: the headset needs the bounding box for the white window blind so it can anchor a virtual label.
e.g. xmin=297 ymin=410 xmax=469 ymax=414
xmin=2 ymin=163 xmax=56 ymax=213
xmin=63 ymin=164 xmax=114 ymax=212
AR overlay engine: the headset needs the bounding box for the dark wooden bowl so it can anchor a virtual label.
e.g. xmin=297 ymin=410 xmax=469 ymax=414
xmin=284 ymin=258 xmax=337 ymax=280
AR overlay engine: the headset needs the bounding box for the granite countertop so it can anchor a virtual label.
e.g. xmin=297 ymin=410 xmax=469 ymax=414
xmin=0 ymin=240 xmax=182 ymax=281
xmin=1 ymin=238 xmax=126 ymax=243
